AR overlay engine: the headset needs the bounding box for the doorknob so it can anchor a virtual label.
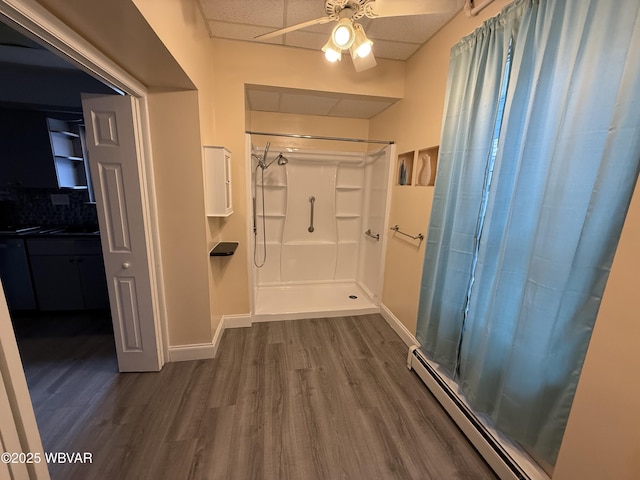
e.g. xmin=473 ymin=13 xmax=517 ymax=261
xmin=122 ymin=262 xmax=131 ymax=269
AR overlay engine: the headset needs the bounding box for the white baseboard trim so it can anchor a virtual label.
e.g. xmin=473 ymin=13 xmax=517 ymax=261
xmin=168 ymin=342 xmax=216 ymax=362
xmin=380 ymin=303 xmax=419 ymax=348
xmin=223 ymin=313 xmax=252 ymax=328
xmin=167 ymin=313 xmax=252 ymax=362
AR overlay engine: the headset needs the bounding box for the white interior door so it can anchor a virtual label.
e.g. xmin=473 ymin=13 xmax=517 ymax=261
xmin=81 ymin=93 xmax=162 ymax=372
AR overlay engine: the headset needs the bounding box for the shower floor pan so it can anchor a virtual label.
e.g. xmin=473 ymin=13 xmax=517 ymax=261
xmin=253 ymin=282 xmax=379 ymax=322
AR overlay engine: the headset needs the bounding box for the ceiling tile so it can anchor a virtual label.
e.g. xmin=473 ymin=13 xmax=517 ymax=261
xmin=329 ymin=98 xmax=395 ymax=119
xmin=201 ymin=0 xmax=285 ymax=27
xmin=247 ymin=89 xmax=281 ymax=112
xmin=285 ymin=29 xmax=332 ymax=50
xmin=208 ymin=21 xmax=284 ymax=44
xmin=366 ymin=14 xmax=451 ymax=43
xmin=370 ymin=39 xmax=421 ymax=61
xmin=279 ymin=92 xmax=340 ymax=116
xmin=285 ymin=0 xmax=330 ymax=29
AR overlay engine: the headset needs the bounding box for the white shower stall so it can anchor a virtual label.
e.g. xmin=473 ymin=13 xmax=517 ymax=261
xmin=245 ymin=134 xmax=394 ymax=321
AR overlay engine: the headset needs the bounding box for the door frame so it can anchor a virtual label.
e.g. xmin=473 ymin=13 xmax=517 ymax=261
xmin=0 ymin=0 xmax=169 ymax=364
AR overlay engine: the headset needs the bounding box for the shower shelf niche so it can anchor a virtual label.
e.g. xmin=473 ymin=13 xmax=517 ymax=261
xmin=416 ymin=146 xmax=439 ymax=186
xmin=396 ymin=146 xmax=439 ymax=186
xmin=397 ymin=151 xmax=414 ymax=186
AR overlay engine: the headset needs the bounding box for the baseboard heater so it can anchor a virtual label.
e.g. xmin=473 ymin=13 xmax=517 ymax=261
xmin=407 ymin=346 xmax=549 ymax=480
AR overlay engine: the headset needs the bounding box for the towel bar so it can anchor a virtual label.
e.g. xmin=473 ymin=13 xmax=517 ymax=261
xmin=365 ymin=229 xmax=380 ymax=241
xmin=390 ymin=225 xmax=424 ymax=241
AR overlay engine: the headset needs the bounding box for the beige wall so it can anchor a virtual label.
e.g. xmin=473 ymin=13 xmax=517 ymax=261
xmin=209 ymin=39 xmax=405 ymax=316
xmin=250 ymin=111 xmax=371 ymax=152
xmin=147 ymin=90 xmax=212 ymax=345
xmin=132 ymin=0 xmax=218 ymax=340
xmin=370 ymin=0 xmax=512 ymax=333
xmin=131 ymin=0 xmax=216 ymax=139
xmin=553 ymin=179 xmax=640 ymax=479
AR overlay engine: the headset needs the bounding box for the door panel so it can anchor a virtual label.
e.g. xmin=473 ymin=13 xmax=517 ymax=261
xmin=98 ymin=163 xmax=133 ymax=252
xmin=82 ymin=93 xmax=161 ymax=372
xmin=114 ymin=276 xmax=143 ymax=351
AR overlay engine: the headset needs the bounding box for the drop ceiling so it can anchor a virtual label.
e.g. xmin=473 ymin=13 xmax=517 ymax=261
xmin=246 ymin=84 xmax=399 ymax=119
xmin=202 ymin=0 xmax=465 ymax=119
xmin=198 ymin=0 xmax=465 ymax=60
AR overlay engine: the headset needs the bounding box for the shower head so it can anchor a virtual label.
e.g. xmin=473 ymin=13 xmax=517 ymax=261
xmin=261 ymin=152 xmax=289 ymax=169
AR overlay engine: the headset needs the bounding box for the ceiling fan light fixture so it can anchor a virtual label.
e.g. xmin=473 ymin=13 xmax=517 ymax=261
xmin=322 ymin=39 xmax=342 ymax=62
xmin=350 ymin=23 xmax=373 ymax=59
xmin=331 ymin=18 xmax=355 ymax=49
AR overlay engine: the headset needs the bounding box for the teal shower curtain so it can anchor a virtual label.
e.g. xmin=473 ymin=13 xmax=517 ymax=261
xmin=417 ymin=0 xmax=640 ymax=466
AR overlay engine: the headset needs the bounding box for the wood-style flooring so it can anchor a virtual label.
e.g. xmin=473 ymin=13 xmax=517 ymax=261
xmin=14 ymin=311 xmax=497 ymax=480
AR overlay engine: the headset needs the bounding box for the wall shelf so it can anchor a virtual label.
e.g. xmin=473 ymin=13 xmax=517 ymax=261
xmin=396 ymin=146 xmax=439 ymax=187
xmin=416 ymin=146 xmax=439 ymax=186
xmin=210 ymin=241 xmax=238 ymax=256
xmin=47 ymin=117 xmax=90 ymax=190
xmin=397 ymin=151 xmax=414 ymax=186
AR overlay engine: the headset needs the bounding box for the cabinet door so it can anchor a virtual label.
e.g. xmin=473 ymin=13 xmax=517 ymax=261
xmin=29 ymin=255 xmax=84 ymax=310
xmin=204 ymin=146 xmax=233 ymax=216
xmin=77 ymin=255 xmax=109 ymax=309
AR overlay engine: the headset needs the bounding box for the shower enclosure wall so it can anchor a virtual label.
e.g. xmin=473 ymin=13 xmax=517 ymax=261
xmin=246 ymin=134 xmax=394 ymax=321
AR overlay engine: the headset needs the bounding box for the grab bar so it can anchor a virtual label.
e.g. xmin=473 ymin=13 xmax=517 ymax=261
xmin=390 ymin=225 xmax=424 ymax=241
xmin=365 ymin=229 xmax=380 ymax=241
xmin=308 ymin=196 xmax=315 ymax=232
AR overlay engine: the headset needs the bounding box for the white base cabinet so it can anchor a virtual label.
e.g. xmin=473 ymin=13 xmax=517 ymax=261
xmin=204 ymin=146 xmax=233 ymax=217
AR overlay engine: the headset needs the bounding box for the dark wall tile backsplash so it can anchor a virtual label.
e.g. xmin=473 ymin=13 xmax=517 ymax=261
xmin=0 ymin=186 xmax=97 ymax=227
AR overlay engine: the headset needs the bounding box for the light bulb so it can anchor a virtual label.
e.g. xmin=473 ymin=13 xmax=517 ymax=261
xmin=322 ymin=39 xmax=342 ymax=62
xmin=334 ymin=25 xmax=351 ymax=47
xmin=331 ymin=19 xmax=355 ymax=49
xmin=325 ymin=48 xmax=341 ymax=62
xmin=350 ymin=23 xmax=373 ymax=59
xmin=355 ymin=42 xmax=372 ymax=58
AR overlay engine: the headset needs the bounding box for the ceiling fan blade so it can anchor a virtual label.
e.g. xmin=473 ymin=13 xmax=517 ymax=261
xmin=365 ymin=0 xmax=457 ymax=18
xmin=255 ymin=16 xmax=335 ymax=40
xmin=352 ymin=51 xmax=377 ymax=72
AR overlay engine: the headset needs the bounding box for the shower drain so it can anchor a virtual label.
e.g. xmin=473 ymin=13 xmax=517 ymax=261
xmin=348 ymin=295 xmax=358 ymax=299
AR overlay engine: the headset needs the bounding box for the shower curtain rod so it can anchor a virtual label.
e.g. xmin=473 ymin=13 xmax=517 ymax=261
xmin=246 ymin=130 xmax=394 ymax=145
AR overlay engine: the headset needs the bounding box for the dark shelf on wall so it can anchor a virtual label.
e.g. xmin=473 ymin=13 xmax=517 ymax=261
xmin=210 ymin=241 xmax=238 ymax=256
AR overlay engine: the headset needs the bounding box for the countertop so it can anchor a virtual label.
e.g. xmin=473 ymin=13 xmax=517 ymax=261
xmin=0 ymin=226 xmax=100 ymax=238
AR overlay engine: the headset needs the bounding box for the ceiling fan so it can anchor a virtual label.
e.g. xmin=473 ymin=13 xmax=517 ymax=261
xmin=255 ymin=0 xmax=457 ymax=72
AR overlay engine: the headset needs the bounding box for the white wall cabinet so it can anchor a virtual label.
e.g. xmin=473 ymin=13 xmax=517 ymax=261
xmin=204 ymin=146 xmax=233 ymax=217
